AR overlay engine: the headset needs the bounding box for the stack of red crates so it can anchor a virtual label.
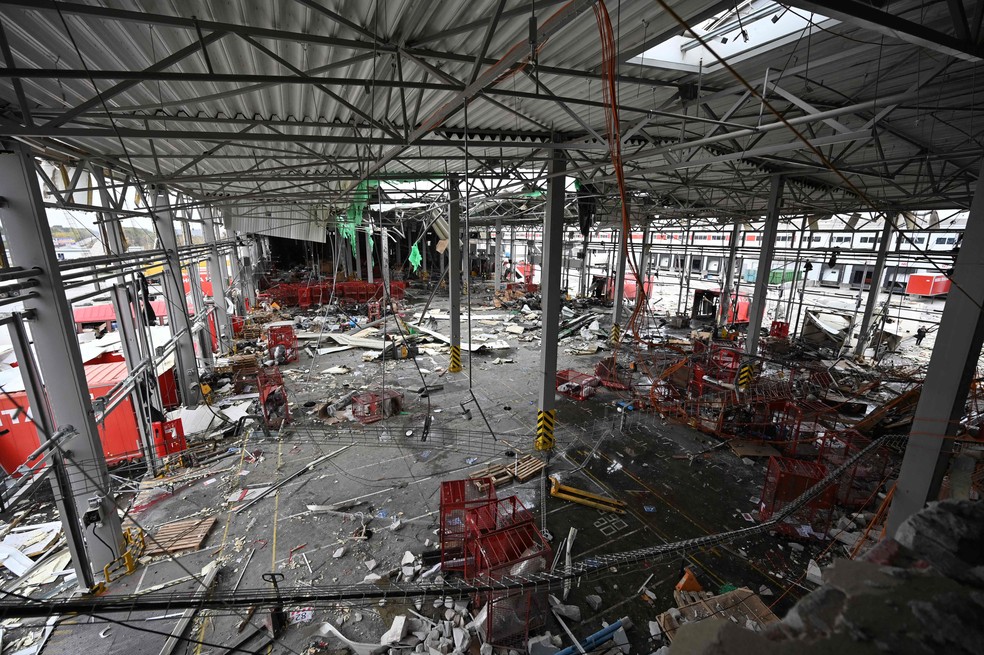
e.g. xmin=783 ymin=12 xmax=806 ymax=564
xmin=759 ymin=456 xmax=835 ymax=539
xmin=438 ymin=481 xmax=552 ymax=648
xmin=439 ymin=479 xmax=496 ymax=572
xmin=818 ymin=430 xmax=890 ymax=508
xmin=466 ymin=497 xmax=551 ymax=648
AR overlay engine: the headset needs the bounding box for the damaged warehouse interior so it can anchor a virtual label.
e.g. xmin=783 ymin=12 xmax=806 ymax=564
xmin=0 ymin=0 xmax=982 ymax=653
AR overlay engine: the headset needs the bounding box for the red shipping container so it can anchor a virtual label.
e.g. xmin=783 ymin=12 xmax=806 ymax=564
xmin=152 ymin=419 xmax=187 ymax=458
xmin=0 ymin=361 xmax=143 ymax=475
xmin=906 ymin=274 xmax=951 ymax=297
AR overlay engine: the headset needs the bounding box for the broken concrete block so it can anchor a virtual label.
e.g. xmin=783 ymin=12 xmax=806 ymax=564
xmin=444 ymin=609 xmax=456 ymax=621
xmin=585 ymin=594 xmax=603 ymax=611
xmin=403 ymin=566 xmax=416 ymax=579
xmin=402 ymin=551 xmax=416 ymax=565
xmin=479 ymin=645 xmax=493 ymax=655
xmin=528 ymin=634 xmax=559 ymax=655
xmin=452 ymin=627 xmax=468 ymax=651
xmin=806 ymin=559 xmax=824 ymax=585
xmin=553 ymin=603 xmax=581 ymax=622
xmin=365 ymin=559 xmax=377 ymax=571
xmin=362 ymin=573 xmax=383 ymax=583
xmin=333 ymin=547 xmax=347 ymax=558
xmin=609 ymin=625 xmax=629 ymax=654
xmin=505 ymin=325 xmax=525 ymax=334
xmin=649 ymin=621 xmax=661 ymax=637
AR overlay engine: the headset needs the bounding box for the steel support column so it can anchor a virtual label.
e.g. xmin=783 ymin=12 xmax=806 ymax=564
xmin=636 ymin=223 xmax=651 ymax=310
xmin=887 ymin=162 xmax=984 ymax=534
xmin=0 ymin=144 xmax=124 ymax=587
xmin=853 ymin=217 xmax=895 ymax=357
xmin=182 ymin=219 xmax=213 ymax=365
xmin=380 ymin=227 xmax=391 ymax=302
xmin=100 ymin=217 xmax=160 ymax=476
xmin=203 ymin=209 xmax=231 ymax=353
xmin=91 ymin=166 xmax=159 ymax=473
xmin=611 ymin=225 xmax=628 ymax=344
xmin=494 ymin=219 xmax=503 ymax=293
xmin=152 ymin=187 xmax=201 ymax=407
xmin=718 ymin=221 xmax=742 ymax=330
xmin=536 ymin=150 xmax=567 ymax=452
xmin=745 ymin=175 xmax=784 ymax=356
xmin=448 ymin=180 xmax=462 ymax=373
xmin=365 ymin=226 xmax=374 ymax=284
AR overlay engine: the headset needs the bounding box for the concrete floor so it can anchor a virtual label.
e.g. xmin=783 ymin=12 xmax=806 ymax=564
xmin=27 ymin=279 xmax=843 ymax=654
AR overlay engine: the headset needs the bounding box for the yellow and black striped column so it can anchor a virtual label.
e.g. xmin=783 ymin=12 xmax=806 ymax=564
xmin=535 ymin=409 xmax=556 ymax=451
xmin=609 ymin=322 xmax=622 ymax=346
xmin=449 ymin=345 xmax=462 ymax=373
xmin=737 ymin=362 xmax=754 ymax=391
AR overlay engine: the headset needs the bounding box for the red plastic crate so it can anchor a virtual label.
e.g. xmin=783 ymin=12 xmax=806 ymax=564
xmin=555 ymin=369 xmax=601 ymax=400
xmin=152 ymin=419 xmax=187 ymax=458
xmin=770 ymin=320 xmax=790 ymax=338
xmin=351 ymin=390 xmax=403 ymax=424
xmin=258 ymin=366 xmax=290 ymax=428
xmin=267 ymin=325 xmax=298 ymax=363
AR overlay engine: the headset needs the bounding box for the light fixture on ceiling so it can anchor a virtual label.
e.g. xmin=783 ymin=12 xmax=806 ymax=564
xmin=772 ymin=7 xmax=790 ymax=23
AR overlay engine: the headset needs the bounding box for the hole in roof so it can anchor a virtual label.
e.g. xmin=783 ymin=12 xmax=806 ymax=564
xmin=628 ymin=0 xmax=836 ymax=74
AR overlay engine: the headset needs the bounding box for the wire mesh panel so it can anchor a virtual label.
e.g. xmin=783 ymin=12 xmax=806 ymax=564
xmin=818 ymin=430 xmax=890 ymax=508
xmin=759 ymin=456 xmax=835 ymax=539
xmin=440 ymin=479 xmax=496 ymax=572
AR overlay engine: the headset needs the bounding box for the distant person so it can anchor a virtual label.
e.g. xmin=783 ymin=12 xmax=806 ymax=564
xmin=915 ymin=326 xmax=928 ymax=345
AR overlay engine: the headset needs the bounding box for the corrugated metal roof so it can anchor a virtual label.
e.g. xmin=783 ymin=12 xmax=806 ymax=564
xmin=0 ymin=0 xmax=979 ymax=226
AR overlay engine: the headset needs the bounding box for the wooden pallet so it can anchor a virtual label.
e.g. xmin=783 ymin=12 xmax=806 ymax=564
xmin=143 ymin=517 xmax=217 ymax=556
xmin=513 ymin=454 xmax=546 ymax=482
xmin=674 ymin=589 xmax=716 ymax=607
xmin=469 ymin=464 xmax=512 ymax=491
xmin=655 ymin=588 xmax=778 ymax=643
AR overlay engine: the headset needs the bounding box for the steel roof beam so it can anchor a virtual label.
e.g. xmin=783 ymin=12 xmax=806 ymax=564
xmin=343 ymin=0 xmax=599 ymax=191
xmin=45 ymin=31 xmax=228 ymax=128
xmin=783 ymin=0 xmax=984 ymax=61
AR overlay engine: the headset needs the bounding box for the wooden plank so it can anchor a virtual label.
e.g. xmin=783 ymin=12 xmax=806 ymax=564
xmin=513 ymin=454 xmax=546 ymax=482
